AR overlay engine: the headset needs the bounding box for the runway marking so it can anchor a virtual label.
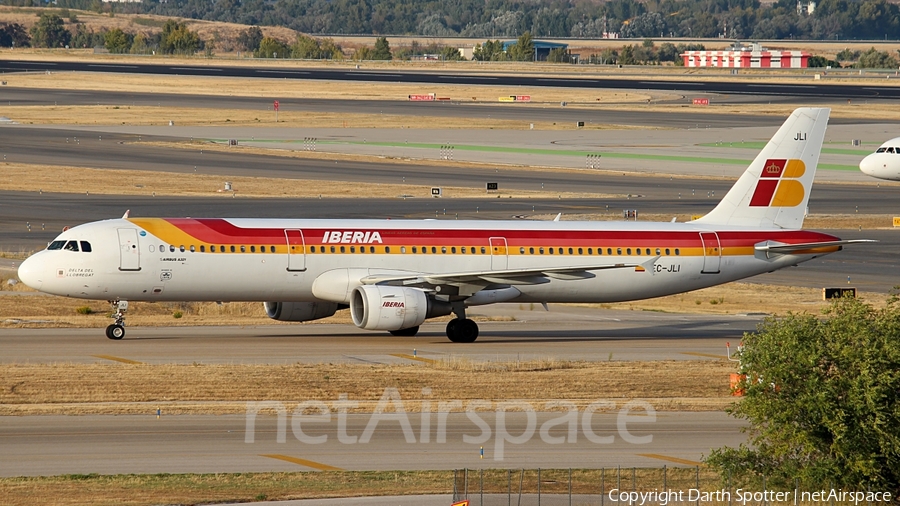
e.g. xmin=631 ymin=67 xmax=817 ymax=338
xmin=92 ymin=354 xmax=143 ymax=364
xmin=390 ymin=353 xmax=438 ymax=364
xmin=680 ymin=352 xmax=728 ymax=360
xmin=261 ymin=454 xmax=344 ymax=471
xmin=637 ymin=453 xmax=703 ymax=467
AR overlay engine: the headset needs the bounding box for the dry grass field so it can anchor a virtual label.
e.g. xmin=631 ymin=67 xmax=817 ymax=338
xmin=0 ymin=359 xmax=737 ymax=416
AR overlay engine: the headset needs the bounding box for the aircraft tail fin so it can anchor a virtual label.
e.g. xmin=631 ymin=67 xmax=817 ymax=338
xmin=692 ymin=108 xmax=830 ymax=229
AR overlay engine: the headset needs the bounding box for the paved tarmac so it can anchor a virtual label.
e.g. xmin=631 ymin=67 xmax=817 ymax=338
xmin=0 ymin=411 xmax=744 ymax=476
xmin=3 ymin=59 xmax=899 ymax=99
xmin=0 ymin=305 xmax=758 ymax=363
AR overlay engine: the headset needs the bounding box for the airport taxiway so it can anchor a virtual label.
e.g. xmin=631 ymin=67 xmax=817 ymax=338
xmin=0 ymin=305 xmax=757 ymax=364
xmin=0 ymin=411 xmax=744 ymax=476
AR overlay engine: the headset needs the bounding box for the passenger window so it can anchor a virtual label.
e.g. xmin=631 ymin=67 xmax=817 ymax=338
xmin=451 ymin=247 xmax=456 ymax=254
xmin=310 ymin=246 xmax=315 ymax=253
xmin=240 ymin=246 xmax=246 ymax=253
xmin=442 ymin=246 xmax=447 ymax=254
xmin=190 ymin=245 xmax=196 ymax=252
xmin=481 ymin=247 xmax=486 ymax=254
xmin=665 ymin=248 xmax=670 ymax=255
xmin=149 ymin=245 xmax=155 ymax=253
xmin=570 ymin=248 xmax=575 ymax=255
xmin=400 ymin=246 xmax=405 ymax=253
xmin=432 ymin=247 xmax=437 ymax=254
xmin=461 ymin=247 xmax=466 ymax=254
xmin=179 ymin=245 xmax=185 ymax=253
xmin=627 ymin=248 xmax=632 ymax=255
xmin=230 ymin=246 xmax=236 ymax=253
xmin=656 ymin=248 xmax=661 ymax=255
xmin=64 ymin=241 xmax=79 ymax=252
xmin=170 ymin=246 xmax=176 ymax=253
xmin=330 ymin=246 xmax=335 ymax=253
xmin=578 ymin=248 xmax=582 ymax=255
xmin=211 ymin=245 xmax=216 ymax=252
xmin=607 ymin=248 xmax=612 ymax=255
xmin=271 ymin=246 xmax=277 ymax=253
xmin=385 ymin=247 xmax=390 ymax=253
xmin=549 ymin=248 xmax=554 ymax=255
xmin=250 ymin=246 xmax=256 ymax=253
xmin=412 ymin=246 xmax=417 ymax=253
xmin=200 ymin=245 xmax=205 ymax=252
xmin=48 ymin=240 xmax=65 ymax=250
xmin=675 ymin=249 xmax=680 ymax=255
xmin=539 ymin=247 xmax=544 ymax=254
xmin=159 ymin=244 xmax=164 ymax=252
xmin=80 ymin=241 xmax=92 ymax=253
xmin=529 ymin=247 xmax=534 ymax=254
xmin=616 ymin=248 xmax=622 ymax=255
xmin=352 ymin=246 xmax=357 ymax=253
xmin=370 ymin=246 xmax=375 ymax=253
xmin=340 ymin=246 xmax=345 ymax=253
xmin=520 ymin=247 xmax=525 ymax=254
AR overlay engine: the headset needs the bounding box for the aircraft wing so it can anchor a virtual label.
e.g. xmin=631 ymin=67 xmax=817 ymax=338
xmin=755 ymin=239 xmax=877 ymax=256
xmin=359 ymin=256 xmax=660 ymax=294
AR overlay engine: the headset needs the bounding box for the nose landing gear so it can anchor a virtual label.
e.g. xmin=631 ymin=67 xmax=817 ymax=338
xmin=105 ymin=299 xmax=128 ymax=340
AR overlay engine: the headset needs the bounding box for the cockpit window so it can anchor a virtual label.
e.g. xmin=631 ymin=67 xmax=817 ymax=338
xmin=48 ymin=240 xmax=65 ymax=250
xmin=888 ymin=147 xmax=895 ymax=154
xmin=876 ymin=148 xmax=886 ymax=153
xmin=64 ymin=241 xmax=79 ymax=252
xmin=80 ymin=241 xmax=92 ymax=253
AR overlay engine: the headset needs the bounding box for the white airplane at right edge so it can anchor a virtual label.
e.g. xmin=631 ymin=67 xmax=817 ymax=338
xmin=859 ymin=137 xmax=900 ymax=180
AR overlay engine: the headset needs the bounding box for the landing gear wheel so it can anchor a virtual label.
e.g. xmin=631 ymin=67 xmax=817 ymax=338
xmin=446 ymin=318 xmax=478 ymax=343
xmin=390 ymin=326 xmax=420 ymax=337
xmin=106 ymin=324 xmax=125 ymax=340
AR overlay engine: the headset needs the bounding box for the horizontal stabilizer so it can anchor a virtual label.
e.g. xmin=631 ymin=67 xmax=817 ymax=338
xmin=755 ymin=239 xmax=877 ymax=256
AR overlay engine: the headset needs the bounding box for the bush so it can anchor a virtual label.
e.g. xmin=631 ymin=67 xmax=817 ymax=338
xmin=76 ymin=306 xmax=93 ymax=315
xmin=173 ymin=311 xmax=183 ymax=319
xmin=706 ymin=296 xmax=900 ymax=493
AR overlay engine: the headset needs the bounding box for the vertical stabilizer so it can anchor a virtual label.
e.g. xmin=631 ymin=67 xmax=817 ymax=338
xmin=693 ymin=108 xmax=830 ymax=229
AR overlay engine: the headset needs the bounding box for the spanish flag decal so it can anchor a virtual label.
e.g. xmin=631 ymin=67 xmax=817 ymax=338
xmin=749 ymin=159 xmax=806 ymax=207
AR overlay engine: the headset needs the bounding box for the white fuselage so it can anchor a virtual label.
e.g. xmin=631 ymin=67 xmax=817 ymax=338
xmin=859 ymin=137 xmax=900 ymax=180
xmin=17 ymin=217 xmax=839 ymax=305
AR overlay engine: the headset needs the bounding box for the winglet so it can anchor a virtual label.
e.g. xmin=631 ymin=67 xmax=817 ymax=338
xmin=122 ymin=209 xmax=131 ymax=219
xmin=553 ymin=213 xmax=562 ymax=222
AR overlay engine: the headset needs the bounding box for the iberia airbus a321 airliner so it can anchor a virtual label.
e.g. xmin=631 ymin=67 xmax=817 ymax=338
xmin=17 ymin=108 xmax=871 ymax=342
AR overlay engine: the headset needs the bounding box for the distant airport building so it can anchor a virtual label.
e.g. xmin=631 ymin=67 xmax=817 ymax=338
xmin=501 ymin=40 xmax=569 ymax=61
xmin=681 ymin=42 xmax=810 ymax=68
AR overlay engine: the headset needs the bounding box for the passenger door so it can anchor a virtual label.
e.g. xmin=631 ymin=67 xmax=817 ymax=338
xmin=490 ymin=237 xmax=508 ymax=270
xmin=699 ymin=232 xmax=721 ymax=274
xmin=117 ymin=228 xmax=141 ymax=271
xmin=285 ymin=229 xmax=307 ymax=271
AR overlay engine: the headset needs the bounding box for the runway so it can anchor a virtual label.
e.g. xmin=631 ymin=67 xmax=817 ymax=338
xmin=0 ymin=87 xmax=888 ymax=128
xmin=0 ymin=411 xmax=744 ymax=476
xmin=2 ymin=59 xmax=899 ymax=99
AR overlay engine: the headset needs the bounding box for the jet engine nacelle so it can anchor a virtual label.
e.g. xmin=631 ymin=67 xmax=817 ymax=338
xmin=350 ymin=285 xmax=450 ymax=331
xmin=264 ymin=301 xmax=338 ymax=322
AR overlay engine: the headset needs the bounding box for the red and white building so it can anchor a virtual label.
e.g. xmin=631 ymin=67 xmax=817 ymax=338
xmin=681 ymin=42 xmax=810 ymax=68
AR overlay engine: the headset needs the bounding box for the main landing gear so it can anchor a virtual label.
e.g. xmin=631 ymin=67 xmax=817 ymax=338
xmin=105 ymin=299 xmax=128 ymax=340
xmin=446 ymin=303 xmax=478 ymax=343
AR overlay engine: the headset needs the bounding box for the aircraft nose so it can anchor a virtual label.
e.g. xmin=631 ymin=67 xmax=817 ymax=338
xmin=859 ymin=155 xmax=878 ymax=176
xmin=17 ymin=254 xmax=44 ymax=290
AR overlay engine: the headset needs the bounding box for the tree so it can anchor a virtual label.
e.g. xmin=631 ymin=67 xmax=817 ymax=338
xmin=0 ymin=23 xmax=30 ymax=48
xmin=372 ymin=36 xmax=392 ymax=60
xmin=353 ymin=46 xmax=373 ymax=60
xmin=255 ymin=36 xmax=289 ymax=58
xmin=507 ymin=31 xmax=534 ymax=61
xmin=472 ymin=39 xmax=505 ymax=61
xmin=159 ymin=20 xmax=201 ymax=55
xmin=546 ymin=47 xmax=570 ymax=63
xmin=237 ymin=26 xmax=263 ymax=52
xmin=856 ymin=47 xmax=899 ymax=69
xmin=30 ymin=13 xmax=71 ymax=48
xmin=706 ymin=297 xmax=900 ymax=494
xmin=440 ymin=46 xmax=463 ymax=61
xmin=104 ymin=28 xmax=132 ymax=53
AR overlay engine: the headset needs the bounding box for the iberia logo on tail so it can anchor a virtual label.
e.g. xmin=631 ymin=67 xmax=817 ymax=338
xmin=749 ymin=159 xmax=806 ymax=207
